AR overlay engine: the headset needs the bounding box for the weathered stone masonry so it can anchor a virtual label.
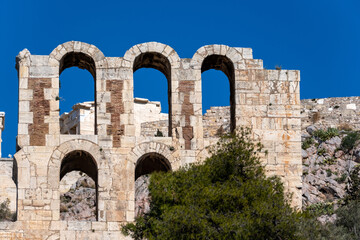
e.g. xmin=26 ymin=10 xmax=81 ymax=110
xmin=0 ymin=41 xmax=301 ymax=239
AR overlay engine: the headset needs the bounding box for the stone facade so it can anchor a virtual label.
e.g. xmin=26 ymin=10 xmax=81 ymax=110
xmin=0 ymin=41 xmax=301 ymax=239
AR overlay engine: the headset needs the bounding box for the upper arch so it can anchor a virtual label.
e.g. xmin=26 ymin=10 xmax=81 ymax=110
xmin=49 ymin=41 xmax=106 ymax=69
xmin=190 ymin=44 xmax=243 ymax=70
xmin=123 ymin=42 xmax=180 ymax=69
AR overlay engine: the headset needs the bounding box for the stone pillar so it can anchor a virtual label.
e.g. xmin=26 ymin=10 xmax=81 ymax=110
xmin=0 ymin=112 xmax=4 ymax=158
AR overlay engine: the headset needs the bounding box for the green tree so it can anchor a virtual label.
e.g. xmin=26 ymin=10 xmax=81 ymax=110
xmin=122 ymin=128 xmax=300 ymax=240
xmin=345 ymin=165 xmax=360 ymax=202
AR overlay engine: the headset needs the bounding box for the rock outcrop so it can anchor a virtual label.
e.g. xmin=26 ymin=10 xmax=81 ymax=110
xmin=135 ymin=175 xmax=150 ymax=217
xmin=300 ymin=97 xmax=360 ymax=208
xmin=60 ymin=174 xmax=96 ymax=221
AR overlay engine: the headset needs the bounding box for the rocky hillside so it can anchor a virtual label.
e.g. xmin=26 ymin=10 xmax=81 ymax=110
xmin=301 ymin=97 xmax=360 ymax=209
xmin=60 ymin=174 xmax=96 ymax=221
xmin=301 ymin=125 xmax=359 ymax=207
xmin=135 ymin=175 xmax=151 ymax=217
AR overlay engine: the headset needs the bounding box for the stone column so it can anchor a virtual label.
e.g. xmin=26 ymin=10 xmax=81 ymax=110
xmin=0 ymin=112 xmax=4 ymax=158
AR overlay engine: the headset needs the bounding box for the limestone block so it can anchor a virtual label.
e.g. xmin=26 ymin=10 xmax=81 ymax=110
xmin=126 ymin=211 xmax=134 ymax=222
xmin=242 ymin=48 xmax=254 ymax=59
xmin=107 ymin=222 xmax=121 ymax=231
xmin=19 ymin=89 xmax=33 ymax=101
xmin=30 ymin=55 xmax=49 ymax=66
xmin=100 ymin=68 xmax=132 ymax=81
xmin=105 ymin=57 xmax=122 ymax=68
xmin=49 ymin=221 xmax=61 ymax=230
xmin=67 ymin=221 xmax=91 ymax=231
xmin=44 ymin=88 xmax=57 ymax=100
xmin=19 ymin=66 xmax=29 ymax=79
xmin=19 ymin=77 xmax=28 ymax=89
xmin=92 ymin=222 xmax=106 ymax=231
xmin=137 ymin=43 xmax=149 ymax=53
xmin=226 ymin=47 xmax=243 ymax=63
xmin=30 ymin=66 xmax=58 ymax=78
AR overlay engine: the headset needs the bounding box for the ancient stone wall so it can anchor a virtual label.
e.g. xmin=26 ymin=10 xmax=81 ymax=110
xmin=140 ymin=120 xmax=168 ymax=137
xmin=0 ymin=158 xmax=16 ymax=213
xmin=0 ymin=41 xmax=301 ymax=239
xmin=301 ymin=97 xmax=360 ymax=130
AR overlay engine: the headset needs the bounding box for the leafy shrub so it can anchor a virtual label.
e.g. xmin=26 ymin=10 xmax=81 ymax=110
xmin=335 ymin=172 xmax=348 ymax=184
xmin=345 ymin=165 xmax=360 ymax=202
xmin=323 ymin=157 xmax=336 ymax=165
xmin=341 ymin=131 xmax=360 ymax=152
xmin=317 ymin=148 xmax=326 ymax=156
xmin=334 ymin=200 xmax=360 ymax=239
xmin=302 ymin=138 xmax=314 ymax=150
xmin=296 ymin=216 xmax=352 ymax=240
xmin=122 ymin=128 xmax=300 ymax=240
xmin=313 ymin=128 xmax=339 ymax=142
xmin=305 ymin=202 xmax=335 ymax=217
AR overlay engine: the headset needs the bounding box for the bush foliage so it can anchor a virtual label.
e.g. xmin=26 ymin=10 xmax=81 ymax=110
xmin=341 ymin=131 xmax=360 ymax=152
xmin=122 ymin=128 xmax=300 ymax=240
xmin=313 ymin=128 xmax=339 ymax=142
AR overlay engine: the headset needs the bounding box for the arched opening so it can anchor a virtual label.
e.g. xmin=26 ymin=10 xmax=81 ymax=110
xmin=133 ymin=52 xmax=172 ymax=137
xmin=135 ymin=152 xmax=171 ymax=217
xmin=201 ymin=55 xmax=235 ymax=137
xmin=59 ymin=150 xmax=98 ymax=221
xmin=135 ymin=152 xmax=171 ymax=180
xmin=59 ymin=52 xmax=97 ymax=135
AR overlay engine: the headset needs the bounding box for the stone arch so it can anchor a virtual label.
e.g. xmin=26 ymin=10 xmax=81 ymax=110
xmin=190 ymin=44 xmax=243 ymax=70
xmin=47 ymin=140 xmax=110 ymax=221
xmin=49 ymin=41 xmax=105 ymax=135
xmin=49 ymin=41 xmax=105 ymax=69
xmin=135 ymin=152 xmax=171 ymax=180
xmin=123 ymin=42 xmax=180 ymax=68
xmin=124 ymin=42 xmax=180 ymax=137
xmin=59 ymin=150 xmax=98 ymax=220
xmin=48 ymin=139 xmax=109 ymax=189
xmin=191 ymin=45 xmax=240 ymax=132
xmin=127 ymin=142 xmax=179 ymax=170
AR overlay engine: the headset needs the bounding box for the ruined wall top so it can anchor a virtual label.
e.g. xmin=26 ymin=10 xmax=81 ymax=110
xmin=15 ymin=41 xmax=270 ymax=70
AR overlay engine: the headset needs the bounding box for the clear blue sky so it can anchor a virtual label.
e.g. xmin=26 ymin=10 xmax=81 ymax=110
xmin=0 ymin=0 xmax=359 ymax=156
